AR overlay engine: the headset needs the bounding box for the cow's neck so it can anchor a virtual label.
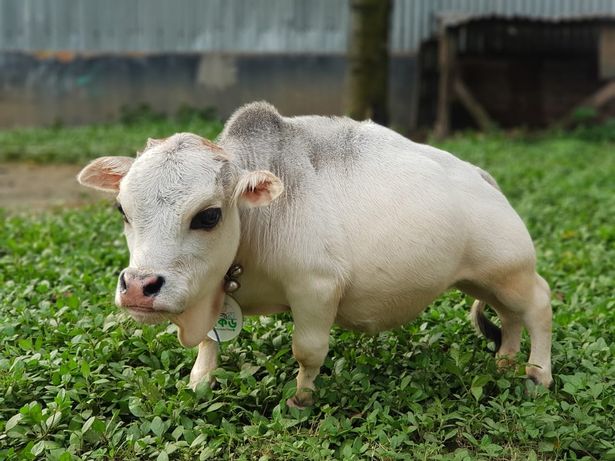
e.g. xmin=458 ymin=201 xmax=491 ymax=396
xmin=221 ymin=138 xmax=295 ymax=311
xmin=225 ymin=244 xmax=290 ymax=314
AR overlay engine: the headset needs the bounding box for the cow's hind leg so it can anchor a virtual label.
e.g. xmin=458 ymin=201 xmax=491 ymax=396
xmin=490 ymin=270 xmax=553 ymax=386
xmin=496 ymin=309 xmax=524 ymax=368
xmin=460 ymin=269 xmax=553 ymax=386
xmin=470 ymin=299 xmax=523 ymax=368
xmin=521 ymin=273 xmax=553 ymax=386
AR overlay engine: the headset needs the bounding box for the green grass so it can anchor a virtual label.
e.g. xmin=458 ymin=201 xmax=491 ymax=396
xmin=0 ymin=113 xmax=223 ymax=164
xmin=1 ymin=123 xmax=614 ymax=460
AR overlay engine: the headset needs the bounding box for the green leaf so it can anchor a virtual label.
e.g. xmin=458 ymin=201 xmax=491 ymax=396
xmin=5 ymin=414 xmax=22 ymax=431
xmin=161 ymin=350 xmax=171 ymax=369
xmin=472 ymin=375 xmax=491 ymax=388
xmin=29 ymin=402 xmax=43 ymax=424
xmin=471 ymin=385 xmax=483 ymax=401
xmin=191 ymin=434 xmax=207 ymax=448
xmin=128 ymin=398 xmax=147 ymax=417
xmin=82 ymin=416 xmax=96 ymax=433
xmin=45 ymin=412 xmax=62 ymax=430
xmin=206 ymin=402 xmax=225 ymax=413
xmin=81 ymin=360 xmax=90 ymax=378
xmin=31 ymin=440 xmax=46 ymax=456
xmin=151 ymin=416 xmax=165 ymax=437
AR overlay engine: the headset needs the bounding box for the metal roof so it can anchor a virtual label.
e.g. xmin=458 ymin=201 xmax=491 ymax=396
xmin=1 ymin=0 xmax=615 ymax=54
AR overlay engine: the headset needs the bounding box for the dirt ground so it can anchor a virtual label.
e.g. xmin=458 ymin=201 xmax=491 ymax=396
xmin=0 ymin=163 xmax=111 ymax=212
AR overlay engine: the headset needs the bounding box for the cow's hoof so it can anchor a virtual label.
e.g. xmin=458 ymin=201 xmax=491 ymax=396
xmin=526 ymin=366 xmax=553 ymax=388
xmin=525 ymin=368 xmax=553 ymax=397
xmin=495 ymin=355 xmax=516 ymax=370
xmin=286 ymin=395 xmax=311 ymax=409
xmin=189 ymin=372 xmax=216 ymax=391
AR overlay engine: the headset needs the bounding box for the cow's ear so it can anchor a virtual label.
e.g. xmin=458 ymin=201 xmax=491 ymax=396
xmin=77 ymin=156 xmax=134 ymax=192
xmin=232 ymin=170 xmax=284 ymax=208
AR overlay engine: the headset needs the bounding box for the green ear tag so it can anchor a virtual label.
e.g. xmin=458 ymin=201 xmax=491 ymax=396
xmin=207 ymin=295 xmax=243 ymax=342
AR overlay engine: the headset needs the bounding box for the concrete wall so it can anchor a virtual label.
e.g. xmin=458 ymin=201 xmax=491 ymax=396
xmin=0 ymin=52 xmax=417 ymax=129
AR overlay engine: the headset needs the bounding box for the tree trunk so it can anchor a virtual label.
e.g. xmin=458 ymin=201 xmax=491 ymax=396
xmin=346 ymin=0 xmax=392 ymax=125
xmin=433 ymin=23 xmax=453 ymax=140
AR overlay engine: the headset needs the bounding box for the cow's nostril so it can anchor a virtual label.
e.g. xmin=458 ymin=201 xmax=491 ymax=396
xmin=119 ymin=271 xmax=127 ymax=292
xmin=143 ymin=276 xmax=165 ymax=297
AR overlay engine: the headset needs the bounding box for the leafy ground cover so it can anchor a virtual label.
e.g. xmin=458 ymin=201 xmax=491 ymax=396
xmin=0 ymin=108 xmax=223 ymax=164
xmin=0 ymin=121 xmax=614 ymax=460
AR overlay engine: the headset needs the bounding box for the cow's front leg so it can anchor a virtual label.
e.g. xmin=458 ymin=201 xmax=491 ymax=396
xmin=189 ymin=338 xmax=218 ymax=390
xmin=287 ymin=281 xmax=339 ymax=408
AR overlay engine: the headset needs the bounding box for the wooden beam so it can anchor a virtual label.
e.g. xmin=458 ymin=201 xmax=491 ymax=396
xmin=581 ymin=79 xmax=615 ymax=109
xmin=558 ymin=79 xmax=615 ymax=127
xmin=453 ymin=78 xmax=496 ymax=131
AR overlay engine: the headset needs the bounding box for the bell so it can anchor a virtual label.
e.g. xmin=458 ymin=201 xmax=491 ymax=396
xmin=229 ymin=264 xmax=243 ymax=277
xmin=225 ymin=279 xmax=240 ymax=293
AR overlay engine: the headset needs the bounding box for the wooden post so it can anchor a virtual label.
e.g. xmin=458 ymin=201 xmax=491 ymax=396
xmin=599 ymin=25 xmax=615 ymax=79
xmin=434 ymin=22 xmax=453 ymax=139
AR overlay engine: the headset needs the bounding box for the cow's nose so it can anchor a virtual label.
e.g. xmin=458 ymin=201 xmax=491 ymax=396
xmin=118 ymin=270 xmax=165 ymax=307
xmin=143 ymin=275 xmax=165 ymax=297
xmin=119 ymin=270 xmax=128 ymax=292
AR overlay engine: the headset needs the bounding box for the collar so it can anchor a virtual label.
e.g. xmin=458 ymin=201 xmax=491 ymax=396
xmin=224 ymin=263 xmax=243 ymax=293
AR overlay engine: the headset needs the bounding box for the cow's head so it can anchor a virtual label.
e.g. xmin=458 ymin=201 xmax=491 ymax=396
xmin=77 ymin=133 xmax=283 ymax=347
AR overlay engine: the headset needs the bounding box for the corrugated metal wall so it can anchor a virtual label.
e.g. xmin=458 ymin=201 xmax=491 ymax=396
xmin=0 ymin=0 xmax=349 ymax=53
xmin=2 ymin=0 xmax=615 ymax=54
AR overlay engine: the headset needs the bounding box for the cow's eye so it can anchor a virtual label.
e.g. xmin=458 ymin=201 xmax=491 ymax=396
xmin=117 ymin=203 xmax=129 ymax=223
xmin=190 ymin=208 xmax=221 ymax=230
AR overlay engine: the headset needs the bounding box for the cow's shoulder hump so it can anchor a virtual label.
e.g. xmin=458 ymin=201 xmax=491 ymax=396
xmin=222 ymin=101 xmax=284 ymax=140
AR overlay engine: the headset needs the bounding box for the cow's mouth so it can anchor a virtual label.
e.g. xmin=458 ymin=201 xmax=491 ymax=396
xmin=122 ymin=305 xmax=170 ymax=324
xmin=124 ymin=305 xmax=155 ymax=313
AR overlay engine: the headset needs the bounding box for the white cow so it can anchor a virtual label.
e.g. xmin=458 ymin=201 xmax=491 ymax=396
xmin=78 ymin=102 xmax=552 ymax=407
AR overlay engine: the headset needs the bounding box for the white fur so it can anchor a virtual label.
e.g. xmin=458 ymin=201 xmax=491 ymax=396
xmin=78 ymin=104 xmax=553 ymax=405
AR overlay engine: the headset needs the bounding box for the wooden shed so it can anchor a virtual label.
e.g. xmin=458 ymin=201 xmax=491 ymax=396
xmin=416 ymin=14 xmax=615 ymax=136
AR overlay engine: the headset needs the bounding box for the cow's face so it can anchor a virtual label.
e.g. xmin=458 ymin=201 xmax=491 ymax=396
xmin=77 ymin=133 xmax=283 ymax=346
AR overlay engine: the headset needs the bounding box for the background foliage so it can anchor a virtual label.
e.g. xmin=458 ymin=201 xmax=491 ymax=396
xmin=1 ymin=118 xmax=614 ymax=460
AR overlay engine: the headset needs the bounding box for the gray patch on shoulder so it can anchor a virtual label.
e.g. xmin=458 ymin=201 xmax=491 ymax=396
xmin=221 ymin=101 xmax=284 ymax=140
xmin=291 ymin=116 xmax=362 ymax=173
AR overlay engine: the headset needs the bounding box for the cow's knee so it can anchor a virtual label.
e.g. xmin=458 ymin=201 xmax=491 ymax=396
xmin=291 ymin=329 xmax=330 ymax=406
xmin=292 ymin=331 xmax=329 ymax=369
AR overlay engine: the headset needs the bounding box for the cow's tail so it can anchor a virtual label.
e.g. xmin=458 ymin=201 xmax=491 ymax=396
xmin=470 ymin=300 xmax=502 ymax=352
